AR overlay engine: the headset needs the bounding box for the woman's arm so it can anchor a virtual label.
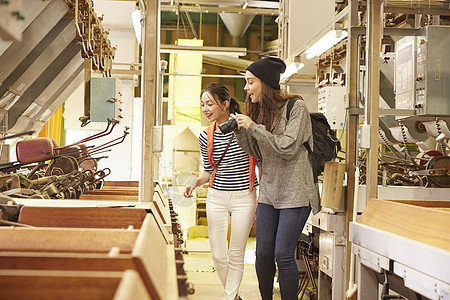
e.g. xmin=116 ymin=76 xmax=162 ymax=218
xmin=184 ymin=171 xmax=211 ymax=198
xmin=232 ymin=113 xmax=262 ymax=160
xmin=234 ymin=128 xmax=262 ymax=160
xmin=235 ymin=101 xmax=311 ymax=160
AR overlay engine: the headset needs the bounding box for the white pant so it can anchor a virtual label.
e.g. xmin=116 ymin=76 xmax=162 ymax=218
xmin=206 ymin=188 xmax=256 ymax=300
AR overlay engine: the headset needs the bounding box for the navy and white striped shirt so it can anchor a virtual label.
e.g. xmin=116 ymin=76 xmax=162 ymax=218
xmin=199 ymin=129 xmax=258 ymax=191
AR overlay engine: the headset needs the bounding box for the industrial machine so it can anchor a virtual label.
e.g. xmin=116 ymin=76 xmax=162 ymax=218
xmin=307 ymin=21 xmax=450 ymax=300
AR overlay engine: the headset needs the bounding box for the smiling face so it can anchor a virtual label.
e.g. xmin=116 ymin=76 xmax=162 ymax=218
xmin=244 ymin=71 xmax=263 ymax=104
xmin=201 ymin=91 xmax=229 ymax=124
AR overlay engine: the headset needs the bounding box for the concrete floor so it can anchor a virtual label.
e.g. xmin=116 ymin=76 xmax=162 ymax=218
xmin=184 ymin=238 xmax=282 ymax=300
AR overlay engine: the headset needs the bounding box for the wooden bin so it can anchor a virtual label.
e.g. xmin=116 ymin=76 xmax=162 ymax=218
xmin=321 ymin=161 xmax=345 ymax=210
xmin=0 ymin=213 xmax=177 ymax=300
xmin=0 ymin=269 xmax=149 ymax=300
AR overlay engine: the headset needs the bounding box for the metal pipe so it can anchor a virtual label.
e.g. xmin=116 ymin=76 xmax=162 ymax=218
xmin=165 ymin=73 xmax=245 ymax=78
xmin=260 ymin=15 xmax=264 ymax=51
xmin=161 ymin=4 xmax=279 ymax=15
xmin=184 ymin=12 xmax=198 ymax=39
xmin=157 ymin=61 xmax=168 ymax=126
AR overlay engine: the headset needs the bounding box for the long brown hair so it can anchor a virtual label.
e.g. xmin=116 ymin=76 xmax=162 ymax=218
xmin=246 ymin=82 xmax=302 ymax=131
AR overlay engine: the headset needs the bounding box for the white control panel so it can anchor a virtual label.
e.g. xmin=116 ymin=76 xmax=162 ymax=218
xmin=318 ymin=86 xmax=347 ymax=130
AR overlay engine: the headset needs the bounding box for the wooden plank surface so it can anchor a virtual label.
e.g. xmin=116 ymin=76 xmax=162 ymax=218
xmin=113 ymin=270 xmax=151 ymax=300
xmin=0 ymin=253 xmax=159 ymax=300
xmin=133 ymin=214 xmax=172 ymax=299
xmin=389 ymin=200 xmax=450 ymax=208
xmin=0 ymin=227 xmax=139 ymax=253
xmin=0 ymin=253 xmax=134 ymax=269
xmin=84 ymin=189 xmax=139 ymax=196
xmin=103 ymin=181 xmax=139 ymax=187
xmin=18 ymin=207 xmax=147 ymax=229
xmin=359 ymin=199 xmax=450 ymax=251
xmin=79 ymin=194 xmax=139 ymax=201
xmin=0 ymin=269 xmax=123 ymax=300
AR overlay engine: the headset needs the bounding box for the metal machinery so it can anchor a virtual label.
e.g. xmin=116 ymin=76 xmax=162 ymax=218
xmin=293 ymin=6 xmax=450 ymax=300
xmin=390 ymin=26 xmax=450 ymax=189
xmin=0 ymin=0 xmax=125 ymax=199
xmin=0 ymin=1 xmax=188 ymax=299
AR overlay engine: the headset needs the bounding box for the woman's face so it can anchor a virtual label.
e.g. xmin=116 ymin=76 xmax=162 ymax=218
xmin=201 ymin=91 xmax=229 ymax=123
xmin=244 ymin=71 xmax=263 ymax=103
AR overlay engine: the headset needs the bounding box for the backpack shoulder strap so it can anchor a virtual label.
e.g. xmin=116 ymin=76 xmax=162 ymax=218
xmin=286 ymin=98 xmax=297 ymax=121
xmin=285 ymin=98 xmax=312 ymax=155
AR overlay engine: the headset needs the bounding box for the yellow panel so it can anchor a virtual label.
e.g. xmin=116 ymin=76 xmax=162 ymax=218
xmin=39 ymin=105 xmax=63 ymax=145
xmin=175 ymin=106 xmax=201 ymax=122
xmin=168 ymin=39 xmax=204 ymax=120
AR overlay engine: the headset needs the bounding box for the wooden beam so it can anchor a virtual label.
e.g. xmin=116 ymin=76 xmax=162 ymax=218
xmin=366 ymin=0 xmax=381 ymax=201
xmin=140 ymin=0 xmax=159 ymax=203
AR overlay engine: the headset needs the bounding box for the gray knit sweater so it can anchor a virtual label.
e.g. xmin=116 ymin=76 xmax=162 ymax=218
xmin=235 ymin=99 xmax=320 ymax=214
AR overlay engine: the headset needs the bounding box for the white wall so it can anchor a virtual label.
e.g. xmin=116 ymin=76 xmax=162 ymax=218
xmin=288 ymin=0 xmax=336 ymax=75
xmin=286 ymin=0 xmax=336 ymax=112
xmin=65 ymin=80 xmax=137 ymax=181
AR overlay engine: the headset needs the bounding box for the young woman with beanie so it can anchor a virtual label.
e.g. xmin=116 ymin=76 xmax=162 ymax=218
xmin=184 ymin=82 xmax=258 ymax=300
xmin=232 ymin=57 xmax=320 ymax=300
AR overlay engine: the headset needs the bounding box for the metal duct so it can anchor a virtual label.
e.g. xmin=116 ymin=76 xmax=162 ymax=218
xmin=8 ymin=54 xmax=84 ymax=134
xmin=0 ymin=0 xmax=52 ymax=56
xmin=6 ymin=41 xmax=81 ymax=131
xmin=0 ymin=0 xmax=70 ymax=86
xmin=219 ymin=13 xmax=255 ymax=47
xmin=0 ymin=0 xmax=115 ymax=135
xmin=31 ymin=71 xmax=85 ymax=134
xmin=0 ymin=18 xmax=76 ymax=124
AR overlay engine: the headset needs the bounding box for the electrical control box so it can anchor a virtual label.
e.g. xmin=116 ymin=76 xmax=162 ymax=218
xmin=395 ymin=26 xmax=450 ymax=117
xmin=318 ymin=86 xmax=347 ymax=130
xmin=89 ymin=77 xmax=122 ymax=122
xmin=395 ymin=36 xmax=416 ymax=115
xmin=415 ymin=26 xmax=450 ymax=116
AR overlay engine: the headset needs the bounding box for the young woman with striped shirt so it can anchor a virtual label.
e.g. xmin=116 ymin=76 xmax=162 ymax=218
xmin=184 ymin=83 xmax=258 ymax=300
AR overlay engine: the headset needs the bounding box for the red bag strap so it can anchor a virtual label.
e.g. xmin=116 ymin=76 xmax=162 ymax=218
xmin=206 ymin=122 xmax=234 ymax=188
xmin=248 ymin=156 xmax=257 ymax=192
xmin=207 ymin=121 xmax=257 ymax=191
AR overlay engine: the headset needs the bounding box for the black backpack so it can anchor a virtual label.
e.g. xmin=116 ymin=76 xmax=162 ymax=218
xmin=286 ymin=98 xmax=341 ymax=183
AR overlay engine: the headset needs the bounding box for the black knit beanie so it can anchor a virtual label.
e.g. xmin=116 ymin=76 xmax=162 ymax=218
xmin=246 ymin=57 xmax=286 ymax=90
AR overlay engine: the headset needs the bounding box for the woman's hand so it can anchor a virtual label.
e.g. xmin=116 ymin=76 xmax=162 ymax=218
xmin=231 ymin=113 xmax=253 ymax=130
xmin=184 ymin=185 xmax=195 ymax=198
xmin=184 ymin=171 xmax=211 ymax=198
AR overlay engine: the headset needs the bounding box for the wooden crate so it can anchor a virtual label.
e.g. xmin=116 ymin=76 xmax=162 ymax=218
xmin=321 ymin=161 xmax=345 ymax=210
xmin=359 ymin=199 xmax=450 ymax=251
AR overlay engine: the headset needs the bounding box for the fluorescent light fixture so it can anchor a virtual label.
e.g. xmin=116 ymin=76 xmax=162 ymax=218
xmin=160 ymin=45 xmax=247 ymax=57
xmin=280 ymin=61 xmax=305 ymax=82
xmin=305 ymin=29 xmax=348 ymax=59
xmin=131 ymin=9 xmax=142 ymax=44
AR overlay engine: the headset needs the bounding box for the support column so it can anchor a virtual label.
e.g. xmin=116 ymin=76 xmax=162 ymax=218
xmin=357 ymin=262 xmax=379 ymax=300
xmin=366 ymin=0 xmax=381 ymax=201
xmin=140 ymin=0 xmax=159 ymax=202
xmin=343 ymin=0 xmax=359 ymax=297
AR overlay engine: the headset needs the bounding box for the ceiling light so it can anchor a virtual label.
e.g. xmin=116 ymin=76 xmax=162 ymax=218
xmin=305 ymin=29 xmax=348 ymax=60
xmin=280 ymin=61 xmax=305 ymax=82
xmin=160 ymin=45 xmax=247 ymax=57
